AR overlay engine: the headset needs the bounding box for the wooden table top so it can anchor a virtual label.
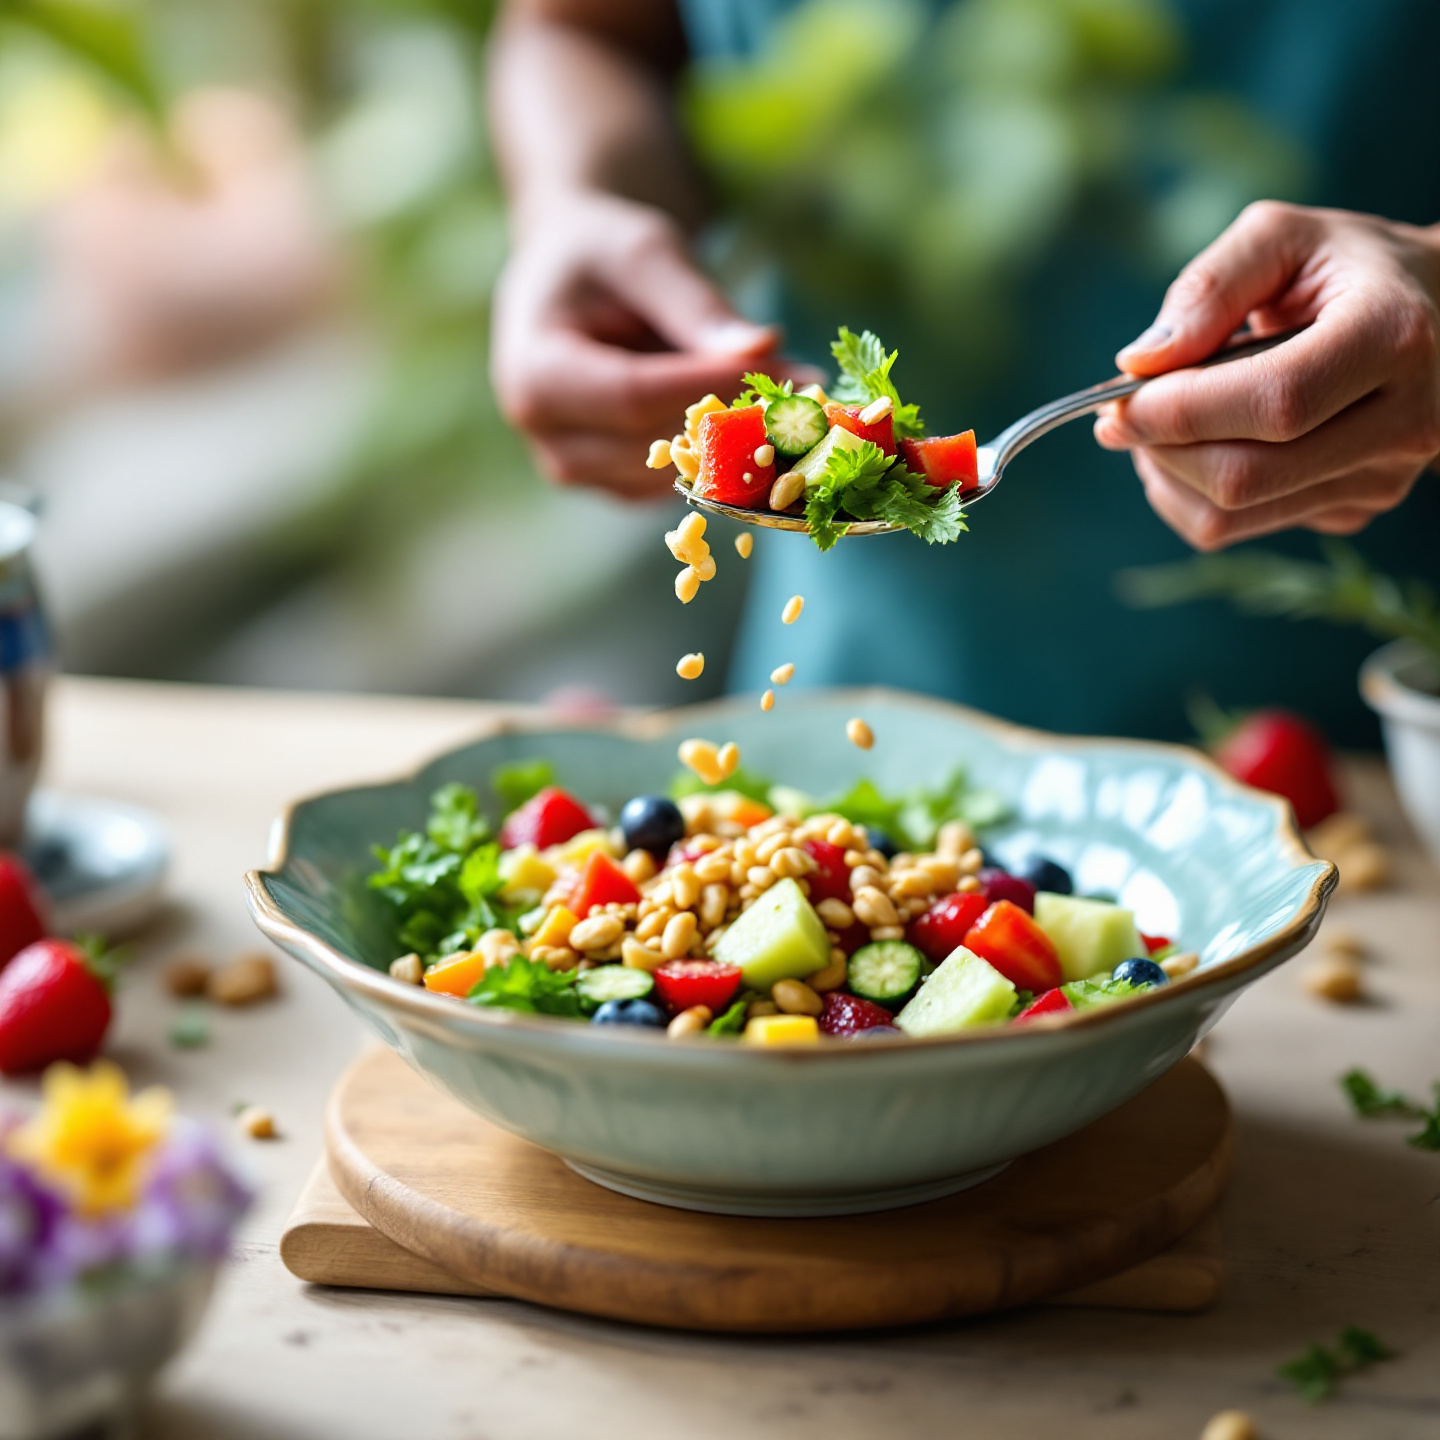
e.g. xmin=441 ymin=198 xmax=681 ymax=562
xmin=8 ymin=677 xmax=1438 ymax=1440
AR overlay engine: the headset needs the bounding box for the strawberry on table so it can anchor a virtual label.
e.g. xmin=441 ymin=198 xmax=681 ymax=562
xmin=824 ymin=402 xmax=896 ymax=456
xmin=498 ymin=786 xmax=594 ymax=850
xmin=693 ymin=406 xmax=774 ymax=508
xmin=1211 ymin=709 xmax=1340 ymax=830
xmin=899 ymin=431 xmax=979 ymax=490
xmin=0 ymin=938 xmax=117 ymax=1075
xmin=0 ymin=853 xmax=47 ymax=970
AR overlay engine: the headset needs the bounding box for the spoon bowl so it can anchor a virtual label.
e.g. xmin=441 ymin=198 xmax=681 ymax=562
xmin=676 ymin=329 xmax=1297 ymax=537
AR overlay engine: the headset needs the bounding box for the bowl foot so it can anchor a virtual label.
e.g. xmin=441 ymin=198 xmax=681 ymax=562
xmin=562 ymin=1159 xmax=1011 ymax=1217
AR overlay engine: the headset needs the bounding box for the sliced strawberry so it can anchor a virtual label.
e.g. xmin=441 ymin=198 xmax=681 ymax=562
xmin=799 ymin=838 xmax=851 ymax=903
xmin=653 ymin=960 xmax=741 ymax=1015
xmin=570 ymin=850 xmax=641 ymax=918
xmin=694 ymin=406 xmax=774 ymax=508
xmin=818 ymin=991 xmax=897 ymax=1037
xmin=499 ymin=787 xmax=594 ymax=850
xmin=0 ymin=854 xmax=47 ymax=971
xmin=824 ymin=403 xmax=896 ymax=456
xmin=1014 ymin=988 xmax=1073 ymax=1023
xmin=0 ymin=939 xmax=113 ymax=1075
xmin=962 ymin=900 xmax=1063 ymax=992
xmin=899 ymin=431 xmax=979 ymax=490
xmin=1141 ymin=933 xmax=1172 ymax=955
xmin=908 ymin=890 xmax=989 ymax=963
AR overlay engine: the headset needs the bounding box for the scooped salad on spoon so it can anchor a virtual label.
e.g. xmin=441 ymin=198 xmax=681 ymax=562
xmin=648 ymin=327 xmax=976 ymax=551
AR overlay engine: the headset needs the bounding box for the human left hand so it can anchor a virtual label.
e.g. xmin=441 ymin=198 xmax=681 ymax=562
xmin=1094 ymin=202 xmax=1440 ymax=549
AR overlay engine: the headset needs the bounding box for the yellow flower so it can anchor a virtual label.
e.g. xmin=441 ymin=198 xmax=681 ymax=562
xmin=8 ymin=1061 xmax=172 ymax=1215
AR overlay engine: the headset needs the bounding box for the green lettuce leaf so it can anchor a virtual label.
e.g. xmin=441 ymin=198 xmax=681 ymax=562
xmin=491 ymin=759 xmax=555 ymax=816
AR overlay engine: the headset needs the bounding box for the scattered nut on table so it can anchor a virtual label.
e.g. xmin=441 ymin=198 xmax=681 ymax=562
xmin=164 ymin=956 xmax=212 ymax=998
xmin=1305 ymin=811 xmax=1391 ymax=893
xmin=1322 ymin=926 xmax=1366 ymax=960
xmin=208 ymin=954 xmax=278 ymax=1006
xmin=1303 ymin=953 xmax=1363 ymax=1003
xmin=237 ymin=1105 xmax=277 ymax=1140
xmin=1200 ymin=1410 xmax=1259 ymax=1440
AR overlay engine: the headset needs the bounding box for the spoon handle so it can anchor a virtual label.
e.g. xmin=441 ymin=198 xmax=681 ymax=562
xmin=983 ymin=328 xmax=1302 ymax=478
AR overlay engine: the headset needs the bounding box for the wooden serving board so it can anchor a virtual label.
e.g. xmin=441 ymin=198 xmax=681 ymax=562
xmin=283 ymin=1047 xmax=1232 ymax=1333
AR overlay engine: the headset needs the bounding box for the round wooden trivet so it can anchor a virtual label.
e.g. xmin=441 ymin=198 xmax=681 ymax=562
xmin=326 ymin=1046 xmax=1231 ymax=1333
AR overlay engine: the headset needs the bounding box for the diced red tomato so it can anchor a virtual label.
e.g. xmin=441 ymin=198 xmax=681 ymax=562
xmin=800 ymin=838 xmax=851 ymax=903
xmin=499 ymin=786 xmax=594 ymax=850
xmin=570 ymin=850 xmax=641 ymax=918
xmin=653 ymin=959 xmax=742 ymax=1015
xmin=819 ymin=991 xmax=898 ymax=1037
xmin=694 ymin=406 xmax=774 ymax=508
xmin=824 ymin=402 xmax=896 ymax=456
xmin=962 ymin=900 xmax=1063 ymax=991
xmin=1142 ymin=933 xmax=1172 ymax=955
xmin=1014 ymin=988 xmax=1074 ymax=1023
xmin=899 ymin=431 xmax=979 ymax=490
xmin=907 ymin=891 xmax=989 ymax=964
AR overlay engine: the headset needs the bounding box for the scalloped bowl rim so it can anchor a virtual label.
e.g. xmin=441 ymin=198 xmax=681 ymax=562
xmin=245 ymin=687 xmax=1335 ymax=1059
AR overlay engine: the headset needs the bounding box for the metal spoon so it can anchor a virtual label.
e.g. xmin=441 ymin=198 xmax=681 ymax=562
xmin=674 ymin=328 xmax=1299 ymax=536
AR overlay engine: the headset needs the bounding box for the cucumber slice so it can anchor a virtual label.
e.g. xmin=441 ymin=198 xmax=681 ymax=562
xmin=765 ymin=395 xmax=828 ymax=456
xmin=847 ymin=941 xmax=923 ymax=1008
xmin=895 ymin=947 xmax=1016 ymax=1036
xmin=575 ymin=965 xmax=653 ymax=1007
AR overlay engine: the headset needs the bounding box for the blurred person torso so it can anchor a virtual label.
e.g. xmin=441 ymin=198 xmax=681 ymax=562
xmin=679 ymin=0 xmax=1440 ymax=743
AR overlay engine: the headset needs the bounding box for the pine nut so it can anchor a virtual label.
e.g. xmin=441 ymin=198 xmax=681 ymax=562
xmin=958 ymin=847 xmax=985 ymax=876
xmin=734 ymin=840 xmax=759 ymax=869
xmin=735 ymin=532 xmax=753 ymax=558
xmin=671 ymin=865 xmax=701 ymax=910
xmin=478 ymin=929 xmax=521 ymax=966
xmin=532 ymin=945 xmax=579 ymax=970
xmin=667 ymin=1004 xmax=713 ymax=1038
xmin=816 ymin=898 xmax=855 ymax=929
xmin=671 ymin=443 xmax=699 ymax=480
xmin=858 ymin=394 xmax=893 ymax=425
xmin=770 ymin=471 xmax=805 ymax=510
xmin=389 ymin=953 xmax=424 ymax=985
xmin=635 ymin=908 xmax=673 ymax=941
xmin=684 ymin=394 xmax=725 ymax=434
xmin=1303 ymin=954 xmax=1362 ymax=1002
xmin=747 ymin=999 xmax=778 ymax=1019
xmin=570 ymin=914 xmax=624 ymax=951
xmin=1161 ymin=950 xmax=1200 ymax=979
xmin=668 ymin=530 xmax=708 ymax=566
xmin=676 ymin=652 xmax=705 ymax=680
xmin=649 ymin=880 xmax=676 ymax=908
xmin=772 ymin=979 xmax=823 ymax=1016
xmin=622 ymin=938 xmax=664 ymax=971
xmin=806 ymin=956 xmax=848 ymax=992
xmin=692 ymin=852 xmax=729 ymax=883
xmin=237 ymin=1106 xmax=277 ymax=1140
xmin=852 ymin=886 xmax=899 ymax=928
xmin=747 ymin=865 xmax=777 ymax=891
xmin=782 ymin=594 xmax=804 ymax=624
xmin=623 ymin=849 xmax=657 ymax=883
xmin=754 ymin=831 xmax=790 ymax=863
xmin=717 ymin=741 xmax=740 ymax=779
xmin=770 ymin=663 xmax=795 ymax=685
xmin=700 ymin=883 xmax=729 ymax=929
xmin=957 ymin=875 xmax=982 ymax=893
xmin=869 ymin=925 xmax=905 ymax=941
xmin=761 ymin=689 xmax=775 ymax=711
xmin=917 ymin=856 xmax=960 ymax=891
xmin=753 ymin=443 xmax=775 ymax=466
xmin=646 ymin=438 xmax=673 ymax=469
xmin=846 ymin=717 xmax=874 ymax=750
xmin=677 ymin=510 xmax=706 ymax=543
xmin=208 ymin=955 xmax=277 ymax=1006
xmin=826 ymin=819 xmax=857 ymax=850
xmin=742 ymin=471 xmax=752 ymax=483
xmin=662 ymin=911 xmax=698 ymax=959
xmin=1200 ymin=1412 xmax=1259 ymax=1440
xmin=693 ymin=553 xmax=717 ymax=582
xmin=850 ymin=865 xmax=884 ymax=893
xmin=890 ymin=868 xmax=935 ymax=897
xmin=936 ymin=820 xmax=976 ymax=858
xmin=675 ymin=567 xmax=700 ymax=603
xmin=679 ymin=738 xmax=724 ymax=785
xmin=770 ymin=846 xmax=817 ymax=879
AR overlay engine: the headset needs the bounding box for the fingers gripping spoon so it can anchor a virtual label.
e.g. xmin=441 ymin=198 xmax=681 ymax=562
xmin=674 ymin=329 xmax=1299 ymax=536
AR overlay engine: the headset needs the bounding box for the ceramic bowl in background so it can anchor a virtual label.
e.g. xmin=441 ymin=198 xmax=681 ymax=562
xmin=246 ymin=690 xmax=1334 ymax=1217
xmin=1362 ymin=640 xmax=1440 ymax=870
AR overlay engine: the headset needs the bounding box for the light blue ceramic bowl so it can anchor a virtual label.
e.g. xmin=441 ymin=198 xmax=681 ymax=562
xmin=245 ymin=689 xmax=1334 ymax=1217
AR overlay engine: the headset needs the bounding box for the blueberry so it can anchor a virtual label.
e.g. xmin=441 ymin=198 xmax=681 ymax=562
xmin=1015 ymin=854 xmax=1073 ymax=895
xmin=868 ymin=828 xmax=898 ymax=859
xmin=1112 ymin=958 xmax=1169 ymax=989
xmin=591 ymin=998 xmax=667 ymax=1027
xmin=619 ymin=795 xmax=685 ymax=856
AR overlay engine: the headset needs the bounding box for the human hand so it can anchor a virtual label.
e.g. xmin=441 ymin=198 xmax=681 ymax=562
xmin=1094 ymin=202 xmax=1440 ymax=549
xmin=491 ymin=190 xmax=821 ymax=499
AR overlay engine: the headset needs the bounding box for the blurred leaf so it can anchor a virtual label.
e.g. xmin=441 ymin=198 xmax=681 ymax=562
xmin=2 ymin=0 xmax=162 ymax=118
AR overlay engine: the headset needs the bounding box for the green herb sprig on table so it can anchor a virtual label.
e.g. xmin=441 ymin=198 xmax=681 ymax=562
xmin=1340 ymin=1069 xmax=1440 ymax=1151
xmin=1116 ymin=540 xmax=1440 ymax=667
xmin=1277 ymin=1325 xmax=1396 ymax=1402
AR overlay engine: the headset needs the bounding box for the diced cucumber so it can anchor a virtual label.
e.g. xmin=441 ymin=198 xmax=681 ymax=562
xmin=575 ymin=965 xmax=653 ymax=1007
xmin=714 ymin=877 xmax=830 ymax=991
xmin=1034 ymin=893 xmax=1145 ymax=983
xmin=1060 ymin=976 xmax=1141 ymax=1011
xmin=765 ymin=395 xmax=828 ymax=456
xmin=788 ymin=423 xmax=869 ymax=489
xmin=847 ymin=941 xmax=923 ymax=1008
xmin=895 ymin=947 xmax=1016 ymax=1037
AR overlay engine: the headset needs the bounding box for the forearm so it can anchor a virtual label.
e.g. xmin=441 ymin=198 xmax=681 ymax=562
xmin=488 ymin=5 xmax=704 ymax=236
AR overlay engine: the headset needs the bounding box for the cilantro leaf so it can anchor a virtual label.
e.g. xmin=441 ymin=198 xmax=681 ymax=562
xmin=1278 ymin=1325 xmax=1397 ymax=1403
xmin=426 ymin=782 xmax=490 ymax=852
xmin=801 ymin=438 xmax=967 ymax=551
xmin=854 ymin=469 xmax=968 ymax=545
xmin=1336 ymin=1326 xmax=1395 ymax=1366
xmin=829 ymin=327 xmax=924 ymax=439
xmin=491 ymin=759 xmax=554 ymax=816
xmin=1340 ymin=1068 xmax=1425 ymax=1119
xmin=734 ymin=372 xmax=793 ymax=407
xmin=707 ymin=998 xmax=750 ymax=1035
xmin=467 ymin=955 xmax=583 ymax=1018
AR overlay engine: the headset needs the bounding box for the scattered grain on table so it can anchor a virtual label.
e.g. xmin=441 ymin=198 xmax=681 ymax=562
xmin=1200 ymin=1411 xmax=1258 ymax=1440
xmin=208 ymin=954 xmax=278 ymax=1006
xmin=164 ymin=956 xmax=212 ymax=998
xmin=237 ymin=1105 xmax=278 ymax=1140
xmin=1303 ymin=953 xmax=1363 ymax=1004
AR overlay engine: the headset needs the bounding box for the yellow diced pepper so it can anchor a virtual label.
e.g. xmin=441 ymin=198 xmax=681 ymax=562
xmin=531 ymin=905 xmax=578 ymax=949
xmin=744 ymin=1014 xmax=820 ymax=1045
xmin=548 ymin=828 xmax=619 ymax=869
xmin=498 ymin=843 xmax=558 ymax=901
xmin=423 ymin=951 xmax=487 ymax=997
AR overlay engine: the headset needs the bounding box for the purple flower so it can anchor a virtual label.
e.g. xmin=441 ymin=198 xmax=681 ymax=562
xmin=127 ymin=1121 xmax=252 ymax=1264
xmin=0 ymin=1153 xmax=66 ymax=1297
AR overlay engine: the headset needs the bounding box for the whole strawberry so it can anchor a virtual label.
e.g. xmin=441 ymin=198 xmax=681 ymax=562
xmin=0 ymin=938 xmax=116 ymax=1075
xmin=1212 ymin=709 xmax=1340 ymax=830
xmin=0 ymin=853 xmax=47 ymax=970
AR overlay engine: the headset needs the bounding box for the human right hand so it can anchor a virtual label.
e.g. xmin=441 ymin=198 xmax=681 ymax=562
xmin=491 ymin=190 xmax=820 ymax=499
